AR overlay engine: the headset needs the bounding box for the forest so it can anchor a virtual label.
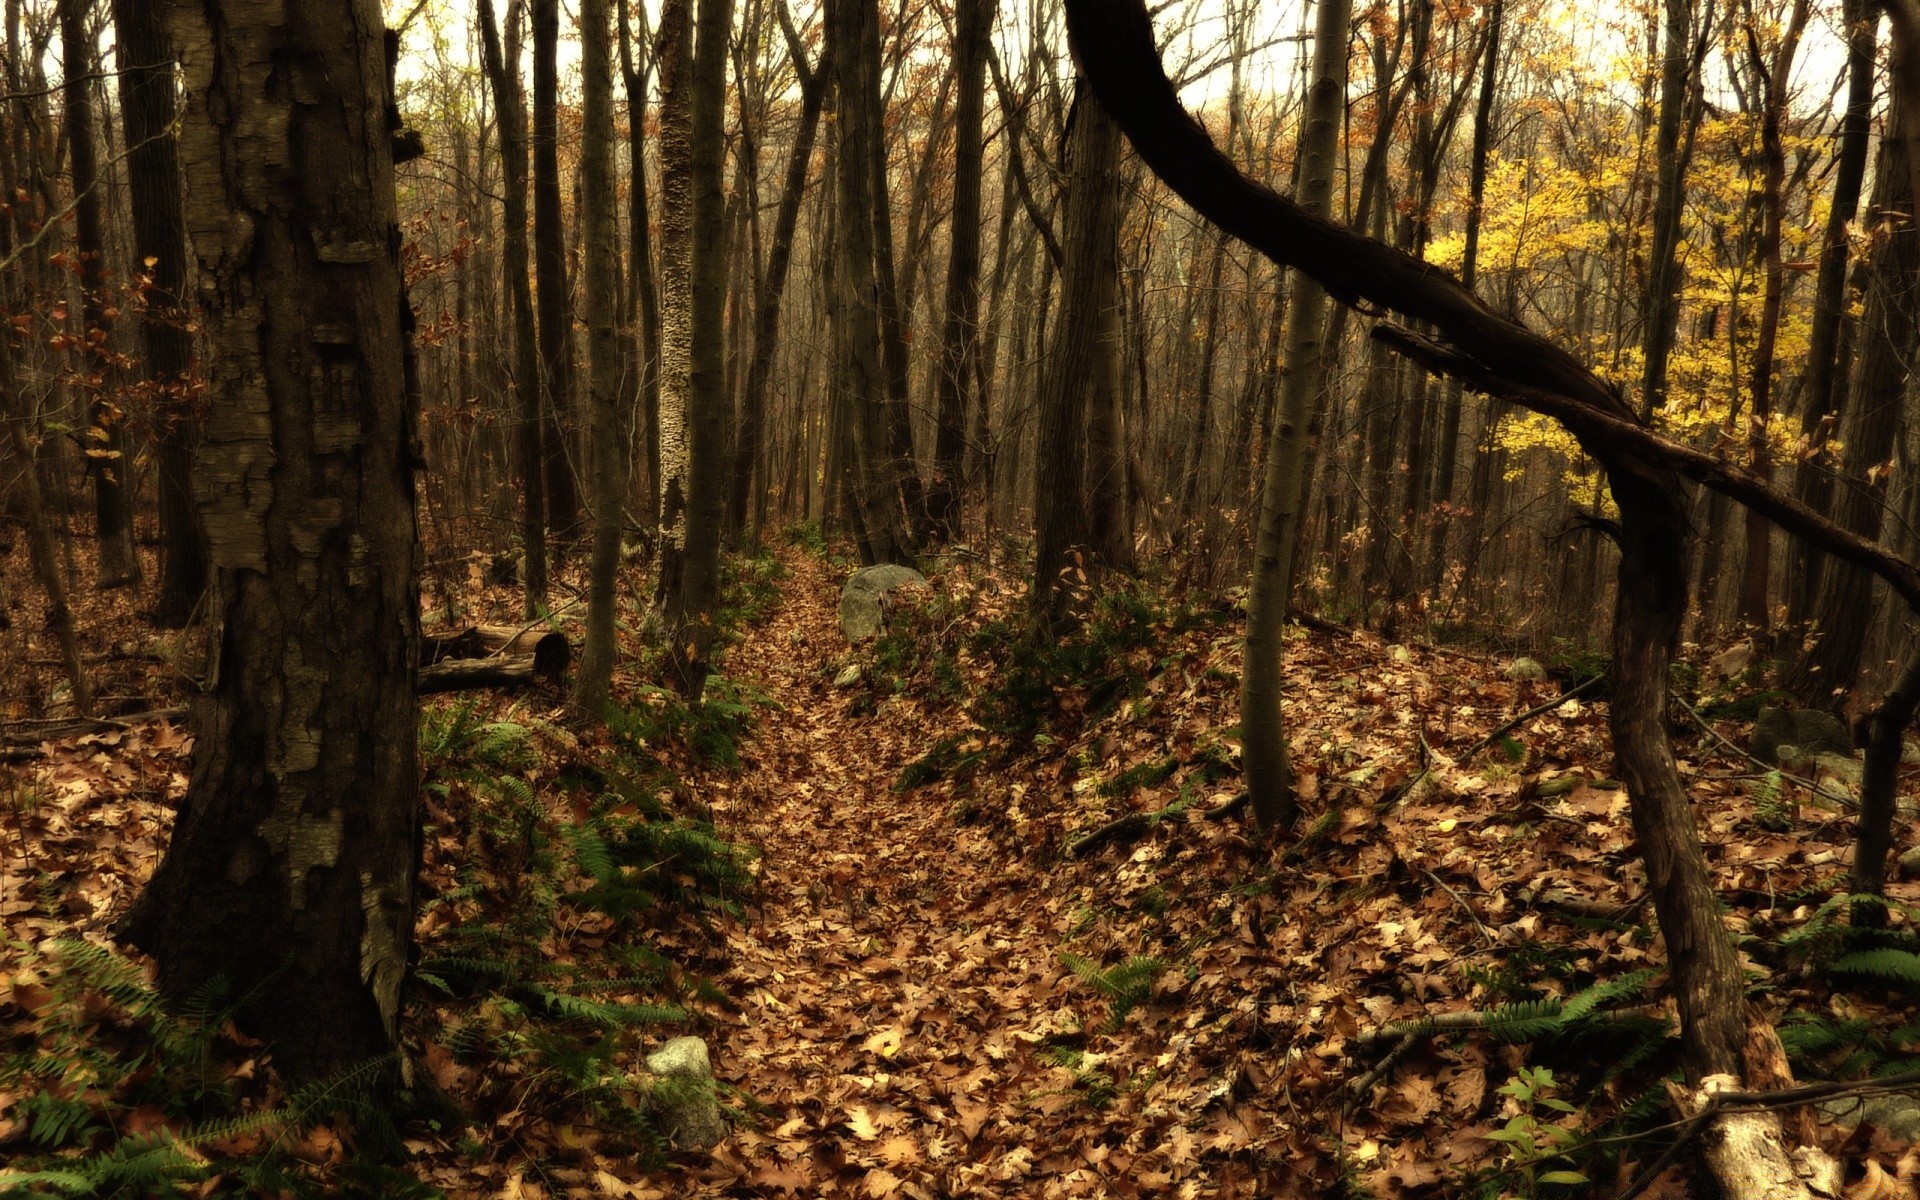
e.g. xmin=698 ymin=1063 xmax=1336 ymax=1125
xmin=8 ymin=0 xmax=1920 ymax=1193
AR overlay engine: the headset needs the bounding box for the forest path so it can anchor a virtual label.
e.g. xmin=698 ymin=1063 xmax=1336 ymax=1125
xmin=667 ymin=548 xmax=1142 ymax=1198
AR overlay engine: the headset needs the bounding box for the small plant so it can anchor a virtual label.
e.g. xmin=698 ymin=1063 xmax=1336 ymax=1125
xmin=1483 ymin=1067 xmax=1589 ymax=1194
xmin=1060 ymin=953 xmax=1166 ymax=1030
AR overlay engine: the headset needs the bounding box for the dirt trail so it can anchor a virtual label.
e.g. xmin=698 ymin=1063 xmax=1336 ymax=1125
xmin=664 ymin=550 xmax=1202 ymax=1198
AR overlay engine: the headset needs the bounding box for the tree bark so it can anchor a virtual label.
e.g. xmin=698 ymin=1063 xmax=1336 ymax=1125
xmin=1030 ymin=83 xmax=1123 ymax=622
xmin=114 ymin=0 xmax=206 ymax=626
xmin=1241 ymin=0 xmax=1347 ymax=831
xmin=1787 ymin=0 xmax=1875 ymax=631
xmin=532 ymin=0 xmax=580 ymax=539
xmin=664 ymin=0 xmax=734 ymax=697
xmin=478 ymin=0 xmax=549 ymax=615
xmin=123 ymin=0 xmax=421 ymax=1084
xmin=572 ymin=0 xmax=625 ymax=717
xmin=927 ymin=0 xmax=992 ymax=543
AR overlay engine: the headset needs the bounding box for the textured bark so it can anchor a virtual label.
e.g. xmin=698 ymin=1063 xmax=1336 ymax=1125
xmin=661 ymin=0 xmax=733 ymax=697
xmin=1241 ymin=0 xmax=1347 ymax=832
xmin=477 ymin=0 xmax=548 ymax=614
xmin=1030 ymin=83 xmax=1122 ymax=621
xmin=652 ymin=0 xmax=696 ymax=604
xmin=572 ymin=0 xmax=624 ymax=717
xmin=122 ymin=0 xmax=420 ymax=1083
xmin=114 ymin=0 xmax=207 ymax=626
xmin=63 ymin=0 xmax=135 ymax=588
xmin=927 ymin=0 xmax=992 ymax=543
xmin=532 ymin=0 xmax=580 ymax=538
xmin=827 ymin=0 xmax=906 ymax=564
xmin=619 ymin=0 xmax=663 ymax=544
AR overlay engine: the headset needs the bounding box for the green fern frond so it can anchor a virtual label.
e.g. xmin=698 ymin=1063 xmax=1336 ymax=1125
xmin=1559 ymin=970 xmax=1658 ymax=1023
xmin=1482 ymin=999 xmax=1566 ymax=1044
xmin=1829 ymin=948 xmax=1920 ymax=987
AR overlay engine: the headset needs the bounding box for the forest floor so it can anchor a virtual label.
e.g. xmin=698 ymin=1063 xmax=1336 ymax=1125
xmin=6 ymin=535 xmax=1920 ymax=1197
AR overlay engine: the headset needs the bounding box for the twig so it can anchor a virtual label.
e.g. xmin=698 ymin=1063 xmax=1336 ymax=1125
xmin=1345 ymin=1031 xmax=1416 ymax=1097
xmin=1066 ymin=790 xmax=1248 ymax=858
xmin=1459 ymin=672 xmax=1607 ymax=761
xmin=1675 ymin=695 xmax=1855 ymax=808
xmin=1424 ymin=869 xmax=1496 ymax=945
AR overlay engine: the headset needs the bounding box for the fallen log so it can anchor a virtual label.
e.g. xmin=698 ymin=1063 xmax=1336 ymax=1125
xmin=420 ymin=623 xmax=570 ymax=678
xmin=1067 ymin=791 xmax=1249 ymax=858
xmin=0 ymin=657 xmax=550 ymax=760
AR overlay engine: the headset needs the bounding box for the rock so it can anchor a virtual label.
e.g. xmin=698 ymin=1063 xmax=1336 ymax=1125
xmin=832 ymin=664 xmax=863 ymax=689
xmin=643 ymin=1036 xmax=725 ymax=1150
xmin=1504 ymin=656 xmax=1547 ymax=682
xmin=1819 ymin=1092 xmax=1920 ymax=1143
xmin=1897 ymin=845 xmax=1920 ymax=881
xmin=839 ymin=564 xmax=929 ymax=642
xmin=1752 ymin=707 xmax=1852 ymax=766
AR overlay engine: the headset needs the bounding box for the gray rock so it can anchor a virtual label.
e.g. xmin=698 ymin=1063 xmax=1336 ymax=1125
xmin=1898 ymin=845 xmax=1920 ymax=880
xmin=839 ymin=564 xmax=929 ymax=642
xmin=1505 ymin=657 xmax=1548 ymax=682
xmin=643 ymin=1036 xmax=725 ymax=1150
xmin=832 ymin=663 xmax=863 ymax=689
xmin=1752 ymin=707 xmax=1853 ymax=765
xmin=1822 ymin=1092 xmax=1920 ymax=1143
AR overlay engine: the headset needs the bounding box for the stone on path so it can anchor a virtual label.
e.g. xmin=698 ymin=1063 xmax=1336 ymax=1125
xmin=643 ymin=1036 xmax=726 ymax=1149
xmin=839 ymin=564 xmax=929 ymax=642
xmin=1752 ymin=707 xmax=1852 ymax=766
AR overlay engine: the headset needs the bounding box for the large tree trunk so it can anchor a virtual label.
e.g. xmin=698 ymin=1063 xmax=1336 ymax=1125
xmin=63 ymin=0 xmax=136 ymax=589
xmin=532 ymin=0 xmax=580 ymax=539
xmin=1240 ymin=0 xmax=1347 ymax=831
xmin=478 ymin=0 xmax=549 ymax=615
xmin=123 ymin=0 xmax=421 ymax=1083
xmin=113 ymin=0 xmax=207 ymax=626
xmin=572 ymin=0 xmax=625 ymax=716
xmin=1030 ymin=83 xmax=1123 ymax=621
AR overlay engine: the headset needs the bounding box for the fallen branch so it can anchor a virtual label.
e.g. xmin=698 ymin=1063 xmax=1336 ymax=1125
xmin=1066 ymin=790 xmax=1248 ymax=858
xmin=1459 ymin=671 xmax=1607 ymax=761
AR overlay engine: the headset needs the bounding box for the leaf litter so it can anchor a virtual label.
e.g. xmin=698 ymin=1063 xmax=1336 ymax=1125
xmin=3 ymin=537 xmax=1920 ymax=1196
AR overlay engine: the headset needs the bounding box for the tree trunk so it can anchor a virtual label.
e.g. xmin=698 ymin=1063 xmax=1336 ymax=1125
xmin=928 ymin=0 xmax=993 ymax=543
xmin=1788 ymin=58 xmax=1920 ymax=704
xmin=1788 ymin=0 xmax=1877 ymax=631
xmin=1030 ymin=83 xmax=1123 ymax=620
xmin=728 ymin=5 xmax=823 ymax=545
xmin=572 ymin=0 xmax=625 ymax=717
xmin=63 ymin=0 xmax=136 ymax=589
xmin=828 ymin=0 xmax=907 ymax=564
xmin=532 ymin=0 xmax=580 ymax=539
xmin=113 ymin=0 xmax=206 ymax=626
xmin=122 ymin=0 xmax=420 ymax=1084
xmin=478 ymin=0 xmax=549 ymax=615
xmin=662 ymin=0 xmax=734 ymax=696
xmin=619 ymin=0 xmax=663 ymax=546
xmin=652 ymin=0 xmax=697 ymax=604
xmin=1241 ymin=0 xmax=1347 ymax=831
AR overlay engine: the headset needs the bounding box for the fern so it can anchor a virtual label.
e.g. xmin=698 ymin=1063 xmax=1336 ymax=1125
xmin=1062 ymin=953 xmax=1166 ymax=1029
xmin=1828 ymin=948 xmax=1920 ymax=987
xmin=1481 ymin=999 xmax=1567 ymax=1044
